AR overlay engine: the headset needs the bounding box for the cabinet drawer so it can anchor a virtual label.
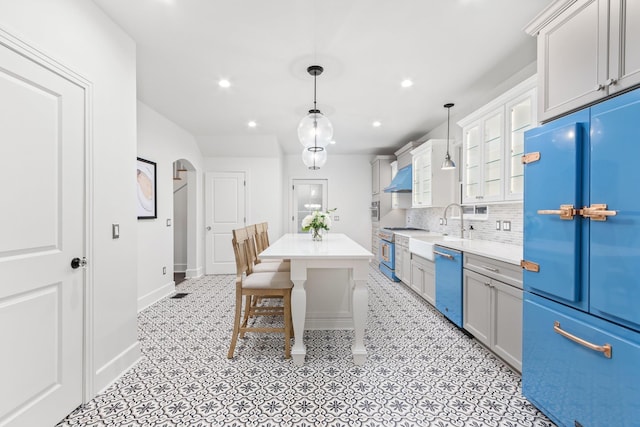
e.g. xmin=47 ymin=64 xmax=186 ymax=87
xmin=395 ymin=235 xmax=409 ymax=247
xmin=523 ymin=293 xmax=640 ymax=427
xmin=463 ymin=253 xmax=522 ymax=289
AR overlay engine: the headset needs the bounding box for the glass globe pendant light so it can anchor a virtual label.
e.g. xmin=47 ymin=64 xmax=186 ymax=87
xmin=298 ymin=65 xmax=333 ymax=151
xmin=302 ymin=146 xmax=327 ymax=170
xmin=441 ymin=103 xmax=456 ymax=170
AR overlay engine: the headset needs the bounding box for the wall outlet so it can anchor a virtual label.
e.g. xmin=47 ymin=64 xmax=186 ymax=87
xmin=166 ymin=218 xmax=172 ymax=227
xmin=333 ymin=215 xmax=339 ymax=221
xmin=503 ymin=220 xmax=511 ymax=231
xmin=162 ymin=266 xmax=166 ymax=275
xmin=495 ymin=220 xmax=501 ymax=230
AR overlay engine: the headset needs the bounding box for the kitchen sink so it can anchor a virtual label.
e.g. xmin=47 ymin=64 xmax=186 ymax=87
xmin=409 ymin=235 xmax=463 ymax=261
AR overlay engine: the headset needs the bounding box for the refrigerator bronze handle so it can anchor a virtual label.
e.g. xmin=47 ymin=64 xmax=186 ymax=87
xmin=537 ymin=204 xmax=577 ymax=220
xmin=554 ymin=321 xmax=612 ymax=359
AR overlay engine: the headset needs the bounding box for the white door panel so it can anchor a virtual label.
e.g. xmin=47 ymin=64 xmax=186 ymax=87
xmin=205 ymin=172 xmax=246 ymax=274
xmin=0 ymin=41 xmax=85 ymax=426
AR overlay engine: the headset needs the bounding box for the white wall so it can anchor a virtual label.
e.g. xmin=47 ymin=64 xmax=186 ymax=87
xmin=137 ymin=101 xmax=204 ymax=310
xmin=173 ymin=181 xmax=188 ymax=272
xmin=204 ymin=156 xmax=285 ymax=240
xmin=0 ymin=0 xmax=139 ymax=395
xmin=284 ymin=154 xmax=372 ymax=251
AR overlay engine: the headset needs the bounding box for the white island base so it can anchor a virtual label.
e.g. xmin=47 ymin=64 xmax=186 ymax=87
xmin=260 ymin=233 xmax=372 ymax=366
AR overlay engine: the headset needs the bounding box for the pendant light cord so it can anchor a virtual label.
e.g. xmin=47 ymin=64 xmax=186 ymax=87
xmin=446 ymin=106 xmax=450 ymax=153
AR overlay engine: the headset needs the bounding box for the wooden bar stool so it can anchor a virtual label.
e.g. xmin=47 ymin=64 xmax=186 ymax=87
xmin=246 ymin=224 xmax=289 ymax=272
xmin=228 ymin=227 xmax=293 ymax=359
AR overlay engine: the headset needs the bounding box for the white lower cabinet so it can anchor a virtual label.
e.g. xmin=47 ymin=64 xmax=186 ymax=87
xmin=410 ymin=254 xmax=435 ymax=307
xmin=463 ymin=254 xmax=523 ymax=372
xmin=395 ymin=235 xmax=411 ymax=284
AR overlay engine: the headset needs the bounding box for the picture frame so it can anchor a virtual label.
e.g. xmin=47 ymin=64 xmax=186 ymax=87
xmin=136 ymin=157 xmax=157 ymax=219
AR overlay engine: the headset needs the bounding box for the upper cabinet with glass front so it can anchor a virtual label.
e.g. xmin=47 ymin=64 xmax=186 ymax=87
xmin=458 ymin=76 xmax=537 ymax=204
xmin=411 ymin=139 xmax=457 ymax=208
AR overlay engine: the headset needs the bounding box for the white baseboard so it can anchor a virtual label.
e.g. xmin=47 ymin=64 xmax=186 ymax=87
xmin=185 ymin=266 xmax=203 ymax=278
xmin=94 ymin=341 xmax=141 ymax=395
xmin=174 ymin=263 xmax=187 ymax=273
xmin=137 ymin=281 xmax=175 ymax=312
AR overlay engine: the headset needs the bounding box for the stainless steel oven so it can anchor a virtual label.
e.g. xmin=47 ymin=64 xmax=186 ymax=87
xmin=370 ymin=200 xmax=380 ymax=222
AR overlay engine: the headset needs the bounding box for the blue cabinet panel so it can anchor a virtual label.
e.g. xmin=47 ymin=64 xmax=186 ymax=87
xmin=523 ymin=293 xmax=640 ymax=427
xmin=435 ymin=246 xmax=463 ymax=327
xmin=590 ymin=89 xmax=640 ymax=331
xmin=523 ymin=111 xmax=588 ymax=308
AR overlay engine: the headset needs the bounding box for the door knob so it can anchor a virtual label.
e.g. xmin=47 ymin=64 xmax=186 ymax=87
xmin=71 ymin=257 xmax=86 ymax=269
xmin=206 ymin=226 xmax=212 ymax=231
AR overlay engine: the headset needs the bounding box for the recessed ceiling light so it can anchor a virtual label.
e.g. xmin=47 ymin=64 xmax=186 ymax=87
xmin=372 ymin=121 xmax=382 ymax=128
xmin=330 ymin=140 xmax=336 ymax=145
xmin=401 ymin=79 xmax=413 ymax=88
xmin=218 ymin=79 xmax=231 ymax=88
xmin=247 ymin=121 xmax=257 ymax=128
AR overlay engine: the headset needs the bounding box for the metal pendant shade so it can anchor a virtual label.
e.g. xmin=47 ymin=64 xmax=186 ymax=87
xmin=441 ymin=103 xmax=456 ymax=170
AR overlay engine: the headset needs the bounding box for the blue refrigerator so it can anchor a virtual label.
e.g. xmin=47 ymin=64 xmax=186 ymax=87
xmin=522 ymin=88 xmax=640 ymax=427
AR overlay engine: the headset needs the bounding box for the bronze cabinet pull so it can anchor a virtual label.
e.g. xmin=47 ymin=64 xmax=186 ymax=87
xmin=553 ymin=321 xmax=612 ymax=359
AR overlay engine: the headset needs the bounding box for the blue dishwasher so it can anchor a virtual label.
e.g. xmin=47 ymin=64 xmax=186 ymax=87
xmin=434 ymin=245 xmax=463 ymax=327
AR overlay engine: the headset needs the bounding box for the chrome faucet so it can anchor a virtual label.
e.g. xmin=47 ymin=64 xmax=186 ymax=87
xmin=443 ymin=203 xmax=464 ymax=239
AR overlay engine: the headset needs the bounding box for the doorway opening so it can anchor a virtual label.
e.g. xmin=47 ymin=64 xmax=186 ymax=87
xmin=172 ymin=159 xmax=195 ymax=284
xmin=291 ymin=179 xmax=328 ymax=233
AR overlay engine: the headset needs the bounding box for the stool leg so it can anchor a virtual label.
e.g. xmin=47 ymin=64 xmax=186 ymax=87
xmin=227 ymin=289 xmax=243 ymax=359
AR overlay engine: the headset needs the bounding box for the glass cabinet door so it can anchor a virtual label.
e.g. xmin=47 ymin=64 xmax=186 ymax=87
xmin=505 ymin=89 xmax=536 ymax=200
xmin=482 ymin=110 xmax=504 ymax=201
xmin=463 ymin=123 xmax=481 ymax=203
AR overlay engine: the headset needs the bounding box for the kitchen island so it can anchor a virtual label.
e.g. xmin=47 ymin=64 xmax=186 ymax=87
xmin=259 ymin=233 xmax=373 ymax=366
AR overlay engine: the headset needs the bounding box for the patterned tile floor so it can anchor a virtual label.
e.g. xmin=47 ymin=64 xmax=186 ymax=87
xmin=58 ymin=267 xmax=555 ymax=427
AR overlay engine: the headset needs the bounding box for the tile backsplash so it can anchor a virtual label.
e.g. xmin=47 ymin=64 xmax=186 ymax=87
xmin=406 ymin=203 xmax=523 ymax=246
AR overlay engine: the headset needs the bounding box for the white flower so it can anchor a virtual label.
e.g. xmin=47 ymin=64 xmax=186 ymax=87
xmin=301 ymin=215 xmax=313 ymax=228
xmin=301 ymin=208 xmax=337 ymax=232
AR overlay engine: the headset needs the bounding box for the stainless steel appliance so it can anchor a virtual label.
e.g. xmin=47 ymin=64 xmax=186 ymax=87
xmin=370 ymin=200 xmax=380 ymax=222
xmin=378 ymin=227 xmax=424 ymax=282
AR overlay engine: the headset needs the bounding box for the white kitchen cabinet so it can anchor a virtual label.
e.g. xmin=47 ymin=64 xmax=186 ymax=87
xmin=526 ymin=0 xmax=640 ymax=122
xmin=463 ymin=253 xmax=523 ymax=372
xmin=411 ymin=254 xmax=435 ymax=306
xmin=458 ymin=76 xmax=537 ymax=204
xmin=410 ymin=139 xmax=456 ymax=208
xmin=395 ymin=235 xmax=411 ymax=285
xmin=371 ymin=155 xmax=393 ymax=195
xmin=372 ymin=223 xmax=380 ymax=263
xmin=395 ymin=237 xmax=403 ymax=282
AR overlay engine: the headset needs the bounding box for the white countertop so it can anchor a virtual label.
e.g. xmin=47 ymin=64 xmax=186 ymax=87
xmin=411 ymin=234 xmax=523 ymax=265
xmin=260 ymin=233 xmax=373 ymax=260
xmin=391 ymin=229 xmax=433 ymax=238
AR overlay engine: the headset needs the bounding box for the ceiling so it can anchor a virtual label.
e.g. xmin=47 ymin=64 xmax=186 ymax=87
xmin=92 ymin=0 xmax=552 ymax=157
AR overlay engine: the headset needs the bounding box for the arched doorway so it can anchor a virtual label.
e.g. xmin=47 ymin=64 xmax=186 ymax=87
xmin=172 ymin=159 xmax=196 ymax=284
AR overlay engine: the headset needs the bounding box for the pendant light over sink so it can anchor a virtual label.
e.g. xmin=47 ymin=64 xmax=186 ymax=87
xmin=441 ymin=103 xmax=456 ymax=170
xmin=299 ymin=65 xmax=332 ymax=169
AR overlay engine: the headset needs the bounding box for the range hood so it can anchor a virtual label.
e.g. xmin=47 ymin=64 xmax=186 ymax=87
xmin=383 ymin=165 xmax=412 ymax=193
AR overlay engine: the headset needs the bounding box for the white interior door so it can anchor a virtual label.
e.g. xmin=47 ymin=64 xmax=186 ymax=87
xmin=0 ymin=42 xmax=85 ymax=426
xmin=205 ymin=172 xmax=246 ymax=274
xmin=291 ymin=179 xmax=328 ymax=233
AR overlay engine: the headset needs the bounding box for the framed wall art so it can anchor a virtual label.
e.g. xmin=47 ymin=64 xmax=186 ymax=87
xmin=136 ymin=157 xmax=157 ymax=219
